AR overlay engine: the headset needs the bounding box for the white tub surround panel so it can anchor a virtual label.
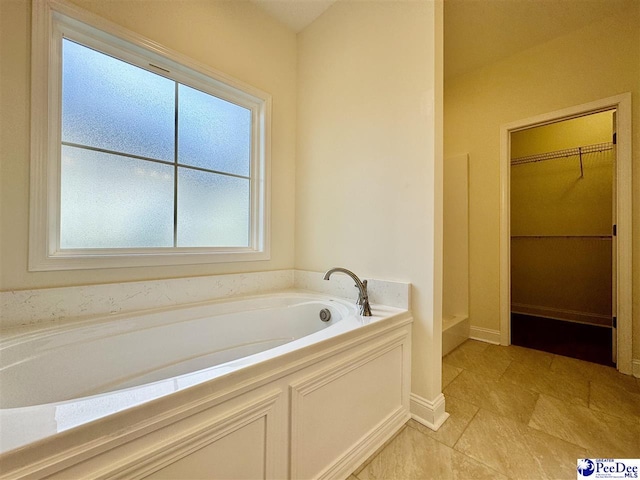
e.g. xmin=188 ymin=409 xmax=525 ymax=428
xmin=289 ymin=331 xmax=410 ymax=480
xmin=0 ymin=270 xmax=294 ymax=330
xmin=294 ymin=270 xmax=411 ymax=310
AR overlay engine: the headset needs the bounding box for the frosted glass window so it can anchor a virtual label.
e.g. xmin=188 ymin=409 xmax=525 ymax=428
xmin=60 ymin=40 xmax=255 ymax=250
xmin=60 ymin=146 xmax=174 ymax=249
xmin=178 ymin=84 xmax=252 ymax=177
xmin=177 ymin=168 xmax=250 ymax=247
xmin=62 ymin=39 xmax=175 ymax=162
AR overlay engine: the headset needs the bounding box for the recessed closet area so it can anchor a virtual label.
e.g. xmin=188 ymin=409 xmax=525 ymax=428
xmin=510 ymin=111 xmax=615 ymax=366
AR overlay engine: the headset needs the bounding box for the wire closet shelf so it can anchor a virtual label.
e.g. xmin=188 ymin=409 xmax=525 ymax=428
xmin=510 ymin=142 xmax=613 ymax=166
xmin=510 ymin=141 xmax=613 ymax=178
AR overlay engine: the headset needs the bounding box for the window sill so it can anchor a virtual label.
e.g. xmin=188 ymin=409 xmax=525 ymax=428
xmin=28 ymin=248 xmax=271 ymax=271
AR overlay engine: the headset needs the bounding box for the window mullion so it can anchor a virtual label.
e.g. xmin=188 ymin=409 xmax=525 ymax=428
xmin=173 ymin=82 xmax=179 ymax=248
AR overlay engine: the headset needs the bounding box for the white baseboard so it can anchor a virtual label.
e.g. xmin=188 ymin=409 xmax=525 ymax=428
xmin=633 ymin=359 xmax=640 ymax=378
xmin=511 ymin=303 xmax=611 ymax=327
xmin=409 ymin=393 xmax=449 ymax=431
xmin=469 ymin=326 xmax=501 ymax=345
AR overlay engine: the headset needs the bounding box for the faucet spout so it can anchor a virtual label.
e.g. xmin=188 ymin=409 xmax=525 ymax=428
xmin=323 ymin=267 xmax=373 ymax=316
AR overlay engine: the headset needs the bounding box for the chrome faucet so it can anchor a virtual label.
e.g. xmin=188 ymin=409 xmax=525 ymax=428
xmin=323 ymin=267 xmax=372 ymax=316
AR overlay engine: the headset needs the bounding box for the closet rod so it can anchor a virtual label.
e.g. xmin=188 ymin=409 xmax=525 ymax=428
xmin=510 ymin=141 xmax=613 ymax=166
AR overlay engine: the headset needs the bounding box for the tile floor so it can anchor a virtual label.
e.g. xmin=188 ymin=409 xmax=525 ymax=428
xmin=348 ymin=340 xmax=640 ymax=480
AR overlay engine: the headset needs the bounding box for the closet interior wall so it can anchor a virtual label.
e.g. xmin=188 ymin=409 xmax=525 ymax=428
xmin=510 ymin=111 xmax=614 ymax=327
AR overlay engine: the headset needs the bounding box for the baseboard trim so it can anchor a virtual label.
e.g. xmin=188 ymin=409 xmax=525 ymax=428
xmin=511 ymin=303 xmax=611 ymax=327
xmin=409 ymin=393 xmax=449 ymax=431
xmin=632 ymin=359 xmax=640 ymax=378
xmin=469 ymin=326 xmax=501 ymax=345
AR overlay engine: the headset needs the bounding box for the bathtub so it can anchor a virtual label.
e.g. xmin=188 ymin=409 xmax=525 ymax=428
xmin=0 ymin=292 xmax=412 ymax=479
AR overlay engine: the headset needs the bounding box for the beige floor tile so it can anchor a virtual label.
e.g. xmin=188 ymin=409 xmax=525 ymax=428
xmin=451 ymin=339 xmax=491 ymax=355
xmin=442 ymin=362 xmax=463 ymax=389
xmin=485 ymin=344 xmax=554 ymax=370
xmin=455 ymin=408 xmax=587 ymax=480
xmin=356 ymin=425 xmax=507 ymax=480
xmin=443 ymin=341 xmax=512 ymax=380
xmin=408 ymin=396 xmax=479 ymax=447
xmin=444 ymin=369 xmax=539 ymax=424
xmin=589 ymin=380 xmax=640 ymax=424
xmin=502 ymin=360 xmax=589 ymax=407
xmin=528 ymin=394 xmax=640 ymax=457
xmin=346 ymin=476 xmax=358 ymax=480
xmin=550 ymin=355 xmax=639 ymax=393
xmin=352 ymin=425 xmax=408 ymax=476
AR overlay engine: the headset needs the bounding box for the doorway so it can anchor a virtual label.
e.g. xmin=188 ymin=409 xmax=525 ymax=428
xmin=500 ymin=94 xmax=632 ymax=374
xmin=509 ymin=111 xmax=615 ymax=366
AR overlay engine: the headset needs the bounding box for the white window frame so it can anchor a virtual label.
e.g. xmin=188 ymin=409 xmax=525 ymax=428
xmin=29 ymin=0 xmax=271 ymax=271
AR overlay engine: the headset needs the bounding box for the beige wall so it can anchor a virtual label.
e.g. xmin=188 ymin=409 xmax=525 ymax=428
xmin=511 ymin=113 xmax=614 ymax=236
xmin=296 ymin=0 xmax=444 ymax=400
xmin=444 ymin=5 xmax=639 ymax=357
xmin=0 ymin=0 xmax=297 ymax=291
xmin=443 ymin=154 xmax=468 ymax=319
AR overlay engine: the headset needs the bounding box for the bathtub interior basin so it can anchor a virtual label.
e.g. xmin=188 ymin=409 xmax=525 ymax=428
xmin=0 ymin=293 xmax=353 ymax=409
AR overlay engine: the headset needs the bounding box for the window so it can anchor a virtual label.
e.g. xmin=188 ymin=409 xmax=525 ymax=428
xmin=30 ymin=0 xmax=271 ymax=271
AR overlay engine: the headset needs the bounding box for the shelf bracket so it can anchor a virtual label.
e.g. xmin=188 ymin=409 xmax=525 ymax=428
xmin=578 ymin=146 xmax=584 ymax=178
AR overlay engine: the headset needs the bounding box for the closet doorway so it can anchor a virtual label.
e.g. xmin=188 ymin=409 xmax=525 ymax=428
xmin=509 ymin=111 xmax=615 ymax=366
xmin=499 ymin=94 xmax=633 ymax=374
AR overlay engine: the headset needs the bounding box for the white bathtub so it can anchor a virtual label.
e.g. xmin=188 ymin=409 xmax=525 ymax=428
xmin=0 ymin=292 xmax=412 ymax=479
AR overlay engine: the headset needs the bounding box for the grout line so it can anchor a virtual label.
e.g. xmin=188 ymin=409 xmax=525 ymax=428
xmin=442 ymin=362 xmax=463 ymax=389
xmin=495 ymin=358 xmax=513 ymax=382
xmin=451 ymin=406 xmax=481 ymax=450
xmin=450 ymin=408 xmax=515 ymax=479
xmin=408 ymin=408 xmax=510 ymax=480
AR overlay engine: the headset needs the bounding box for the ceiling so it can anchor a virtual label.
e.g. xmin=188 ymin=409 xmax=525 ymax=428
xmin=444 ymin=0 xmax=636 ymax=79
xmin=249 ymin=0 xmax=337 ymax=32
xmin=250 ymin=0 xmax=636 ymax=79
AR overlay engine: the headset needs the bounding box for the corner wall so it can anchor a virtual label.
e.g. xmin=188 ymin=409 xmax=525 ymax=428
xmin=296 ymin=0 xmax=445 ymax=408
xmin=444 ymin=5 xmax=640 ymax=362
xmin=0 ymin=0 xmax=297 ymax=291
